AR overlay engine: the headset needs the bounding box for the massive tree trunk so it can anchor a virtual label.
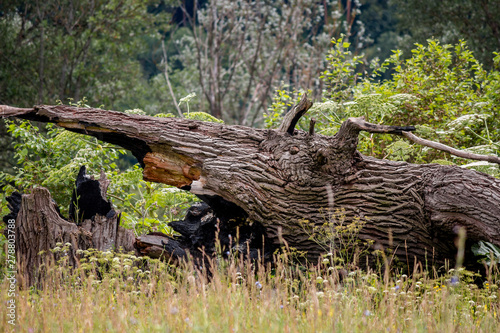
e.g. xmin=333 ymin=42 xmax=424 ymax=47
xmin=2 ymin=101 xmax=500 ymax=271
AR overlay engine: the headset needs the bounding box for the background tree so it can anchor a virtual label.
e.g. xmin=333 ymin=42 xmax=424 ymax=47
xmin=162 ymin=0 xmax=367 ymax=125
xmin=0 ymin=0 xmax=173 ymax=173
xmin=390 ymin=0 xmax=500 ymax=69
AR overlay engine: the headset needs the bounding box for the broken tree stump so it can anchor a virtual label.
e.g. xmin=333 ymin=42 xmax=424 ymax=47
xmin=3 ymin=167 xmax=135 ymax=287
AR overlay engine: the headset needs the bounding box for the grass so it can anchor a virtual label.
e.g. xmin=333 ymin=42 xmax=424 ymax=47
xmin=1 ymin=245 xmax=499 ymax=333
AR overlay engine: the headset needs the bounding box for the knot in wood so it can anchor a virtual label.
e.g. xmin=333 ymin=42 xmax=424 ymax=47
xmin=290 ymin=146 xmax=300 ymax=155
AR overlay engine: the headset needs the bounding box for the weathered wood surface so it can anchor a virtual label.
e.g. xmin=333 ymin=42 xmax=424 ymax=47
xmin=2 ymin=103 xmax=500 ymax=269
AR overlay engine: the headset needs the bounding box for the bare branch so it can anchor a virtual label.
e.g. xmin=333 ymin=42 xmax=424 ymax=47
xmin=336 ymin=117 xmax=416 ymax=141
xmin=403 ymin=131 xmax=500 ymax=165
xmin=161 ymin=40 xmax=183 ymax=118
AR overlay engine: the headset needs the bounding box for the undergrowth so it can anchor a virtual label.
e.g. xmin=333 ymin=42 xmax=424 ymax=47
xmin=2 ymin=243 xmax=499 ymax=333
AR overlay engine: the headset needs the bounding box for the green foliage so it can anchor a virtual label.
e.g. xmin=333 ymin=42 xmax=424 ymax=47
xmin=321 ymin=36 xmax=364 ymax=102
xmin=107 ymin=165 xmax=198 ymax=236
xmin=184 ymin=112 xmax=224 ymax=124
xmin=0 ymin=120 xmax=125 ymax=215
xmin=269 ymin=38 xmax=500 ymax=173
xmin=0 ymin=0 xmax=172 ymax=110
xmin=472 ymin=241 xmax=500 ymax=266
xmin=360 ymin=40 xmax=500 ymax=163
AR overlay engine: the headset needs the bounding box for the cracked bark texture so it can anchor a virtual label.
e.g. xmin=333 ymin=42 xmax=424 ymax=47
xmin=2 ymin=104 xmax=500 ymax=268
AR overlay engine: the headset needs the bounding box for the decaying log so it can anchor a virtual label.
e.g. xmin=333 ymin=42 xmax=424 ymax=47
xmin=2 ymin=102 xmax=500 ymax=271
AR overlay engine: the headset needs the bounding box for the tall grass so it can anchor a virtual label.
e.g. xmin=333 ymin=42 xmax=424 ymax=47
xmin=1 ymin=245 xmax=499 ymax=333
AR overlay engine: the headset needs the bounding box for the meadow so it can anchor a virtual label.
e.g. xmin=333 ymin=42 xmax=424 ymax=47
xmin=2 ymin=244 xmax=499 ymax=333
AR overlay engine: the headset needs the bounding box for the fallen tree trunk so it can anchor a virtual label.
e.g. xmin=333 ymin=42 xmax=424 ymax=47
xmin=2 ymin=101 xmax=500 ymax=270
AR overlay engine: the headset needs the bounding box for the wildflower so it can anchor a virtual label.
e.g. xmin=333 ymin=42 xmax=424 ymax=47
xmin=316 ymin=276 xmax=324 ymax=284
xmin=316 ymin=292 xmax=325 ymax=298
xmin=255 ymin=281 xmax=262 ymax=289
xmin=363 ymin=310 xmax=371 ymax=316
xmin=450 ymin=276 xmax=459 ymax=286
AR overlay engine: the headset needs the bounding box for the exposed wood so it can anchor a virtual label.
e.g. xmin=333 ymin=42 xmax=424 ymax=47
xmin=2 ymin=102 xmax=500 ymax=271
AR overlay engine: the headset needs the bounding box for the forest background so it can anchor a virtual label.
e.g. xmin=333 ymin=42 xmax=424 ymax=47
xmin=1 ymin=1 xmax=500 ymax=331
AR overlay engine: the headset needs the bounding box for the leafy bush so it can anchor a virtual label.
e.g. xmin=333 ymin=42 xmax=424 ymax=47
xmin=268 ymin=38 xmax=500 ymax=173
xmin=0 ymin=120 xmax=125 ymax=216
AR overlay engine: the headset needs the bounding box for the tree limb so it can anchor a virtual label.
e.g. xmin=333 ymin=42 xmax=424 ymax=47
xmin=402 ymin=131 xmax=500 ymax=165
xmin=277 ymin=94 xmax=313 ymax=135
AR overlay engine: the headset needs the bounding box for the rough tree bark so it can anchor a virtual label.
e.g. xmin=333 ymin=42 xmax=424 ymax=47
xmin=2 ymin=101 xmax=500 ymax=271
